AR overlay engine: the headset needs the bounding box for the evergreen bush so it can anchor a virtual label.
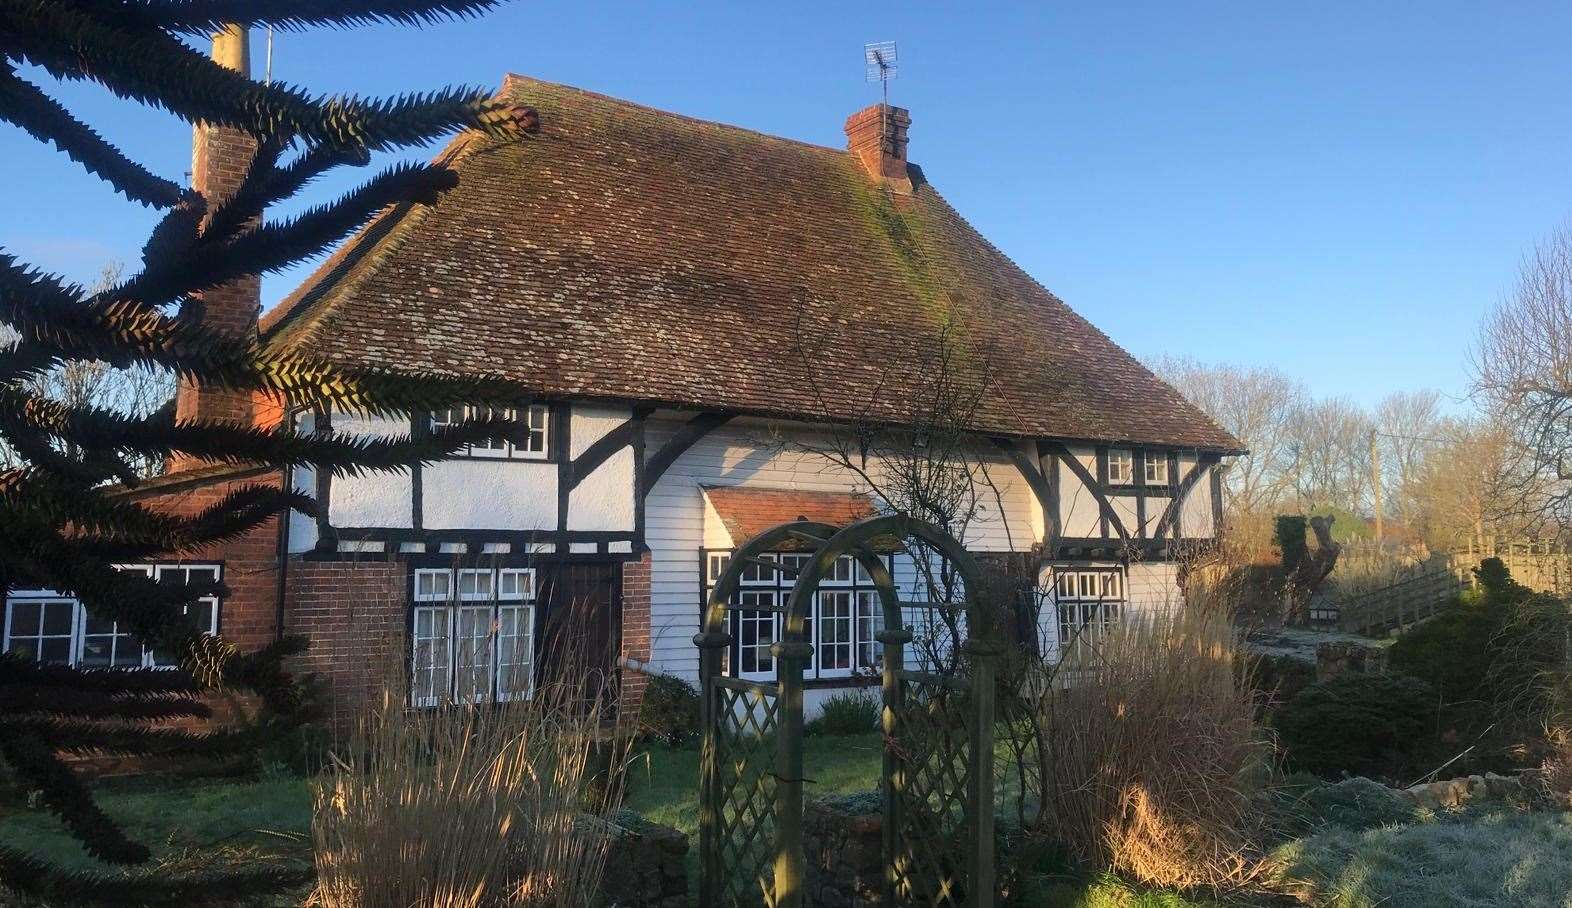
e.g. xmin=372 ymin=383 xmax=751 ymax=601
xmin=806 ymin=690 xmax=880 ymax=736
xmin=638 ymin=674 xmax=701 ymax=747
xmin=1275 ymin=673 xmax=1437 ymax=780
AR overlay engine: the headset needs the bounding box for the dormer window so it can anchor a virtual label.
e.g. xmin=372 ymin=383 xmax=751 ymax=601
xmin=1107 ymin=449 xmax=1133 ymax=484
xmin=1144 ymin=454 xmax=1169 ymax=485
xmin=432 ymin=404 xmax=550 ymax=460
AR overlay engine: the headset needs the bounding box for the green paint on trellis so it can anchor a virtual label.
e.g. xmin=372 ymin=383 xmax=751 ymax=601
xmin=695 ymin=515 xmax=998 ymax=908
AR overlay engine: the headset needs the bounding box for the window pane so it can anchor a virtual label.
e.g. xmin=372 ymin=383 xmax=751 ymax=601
xmin=41 ymin=603 xmax=73 ymax=636
xmin=737 ymin=591 xmax=777 ymax=677
xmin=9 ymin=602 xmax=41 ymax=635
xmin=497 ymin=605 xmax=533 ymax=699
xmin=454 ymin=606 xmax=493 ymax=703
xmin=817 ymin=591 xmax=853 ymax=673
xmin=412 ymin=606 xmax=452 ymax=705
xmin=857 ymin=591 xmax=882 ymax=671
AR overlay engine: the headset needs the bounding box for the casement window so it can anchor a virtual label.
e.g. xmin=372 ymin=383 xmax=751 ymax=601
xmin=411 ymin=567 xmax=536 ymax=707
xmin=431 ymin=404 xmax=550 ymax=460
xmin=2 ymin=564 xmax=220 ymax=670
xmin=1052 ymin=567 xmax=1124 ymax=649
xmin=1143 ymin=453 xmax=1169 ymax=486
xmin=1107 ymin=449 xmax=1134 ymax=484
xmin=704 ymin=551 xmax=887 ymax=681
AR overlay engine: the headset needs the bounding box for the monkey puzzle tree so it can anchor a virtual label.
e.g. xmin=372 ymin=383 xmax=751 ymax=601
xmin=0 ymin=1 xmax=533 ymax=900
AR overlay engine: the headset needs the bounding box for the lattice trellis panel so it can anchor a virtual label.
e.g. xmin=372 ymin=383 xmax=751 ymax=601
xmin=889 ymin=671 xmax=974 ymax=907
xmin=711 ymin=678 xmax=780 ymax=908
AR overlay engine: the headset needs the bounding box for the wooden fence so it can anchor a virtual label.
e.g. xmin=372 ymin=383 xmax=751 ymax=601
xmin=1328 ymin=542 xmax=1572 ymax=636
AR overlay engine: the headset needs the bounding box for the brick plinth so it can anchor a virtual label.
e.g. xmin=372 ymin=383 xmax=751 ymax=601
xmin=285 ymin=559 xmax=407 ymax=734
xmin=618 ymin=551 xmax=653 ymax=719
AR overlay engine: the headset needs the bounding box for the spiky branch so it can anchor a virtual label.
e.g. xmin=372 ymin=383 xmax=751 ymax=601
xmin=1 ymin=1 xmax=530 ymax=900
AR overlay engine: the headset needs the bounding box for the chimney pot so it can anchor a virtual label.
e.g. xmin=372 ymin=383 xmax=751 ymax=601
xmin=844 ymin=103 xmax=913 ymax=194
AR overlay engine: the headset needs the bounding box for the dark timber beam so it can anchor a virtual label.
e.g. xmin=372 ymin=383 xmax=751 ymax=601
xmin=1152 ymin=453 xmax=1222 ymax=540
xmin=641 ymin=411 xmax=735 ymax=496
xmin=1042 ymin=441 xmax=1130 ymax=541
xmin=566 ymin=418 xmax=640 ymax=491
xmin=993 ymin=438 xmax=1060 ymax=547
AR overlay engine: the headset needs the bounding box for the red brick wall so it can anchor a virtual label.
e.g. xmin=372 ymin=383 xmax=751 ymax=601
xmin=619 ymin=551 xmax=652 ymax=719
xmin=285 ymin=559 xmax=407 ymax=733
xmin=128 ymin=470 xmax=284 ymax=651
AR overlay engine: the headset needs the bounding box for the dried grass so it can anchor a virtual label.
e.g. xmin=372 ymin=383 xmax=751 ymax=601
xmin=310 ymin=643 xmax=625 ymax=908
xmin=1019 ymin=600 xmax=1273 ymax=891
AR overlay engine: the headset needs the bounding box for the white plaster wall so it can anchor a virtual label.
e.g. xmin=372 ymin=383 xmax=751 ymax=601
xmin=1058 ymin=445 xmax=1103 ymax=539
xmin=570 ymin=406 xmax=629 ymax=458
xmin=568 ymin=447 xmax=634 ymax=531
xmin=643 ymin=419 xmax=1036 ymax=682
xmin=1178 ymin=453 xmax=1216 ymax=537
xmin=325 ymin=410 xmax=414 ymax=529
xmin=1143 ymin=495 xmax=1171 ymax=537
xmin=289 ymin=411 xmax=319 ymax=553
xmin=422 ymin=460 xmax=557 ymax=530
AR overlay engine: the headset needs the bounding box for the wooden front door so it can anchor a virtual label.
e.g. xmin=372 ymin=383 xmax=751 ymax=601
xmin=536 ymin=561 xmax=621 ymax=701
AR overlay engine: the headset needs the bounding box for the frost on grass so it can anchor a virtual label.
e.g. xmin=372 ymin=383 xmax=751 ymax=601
xmin=1273 ymin=809 xmax=1572 ymax=908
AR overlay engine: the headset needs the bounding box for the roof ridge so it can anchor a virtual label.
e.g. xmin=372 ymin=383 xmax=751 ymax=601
xmin=500 ymin=72 xmax=852 ymax=157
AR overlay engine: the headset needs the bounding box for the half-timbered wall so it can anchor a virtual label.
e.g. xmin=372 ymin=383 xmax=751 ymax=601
xmin=290 ymin=404 xmax=638 ymax=554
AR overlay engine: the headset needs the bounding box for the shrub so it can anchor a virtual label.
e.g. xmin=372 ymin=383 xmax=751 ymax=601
xmin=1275 ymin=673 xmax=1436 ymax=780
xmin=638 ymin=673 xmax=701 ymax=746
xmin=807 ymin=690 xmax=880 ymax=736
xmin=1389 ymin=558 xmax=1572 ymax=767
xmin=1015 ymin=601 xmax=1271 ymax=890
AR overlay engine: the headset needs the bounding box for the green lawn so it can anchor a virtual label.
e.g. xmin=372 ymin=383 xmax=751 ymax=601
xmin=0 ymin=772 xmax=313 ymax=873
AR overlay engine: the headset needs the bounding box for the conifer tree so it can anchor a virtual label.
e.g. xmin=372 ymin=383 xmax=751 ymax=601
xmin=0 ymin=2 xmax=533 ymax=901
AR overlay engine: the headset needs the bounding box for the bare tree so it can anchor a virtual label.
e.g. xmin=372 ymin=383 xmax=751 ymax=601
xmin=1475 ymin=224 xmax=1572 ymax=529
xmin=1410 ymin=419 xmax=1528 ymax=552
xmin=1146 ymin=356 xmax=1305 ymax=516
xmin=1286 ymin=396 xmax=1373 ymax=516
xmin=1375 ymin=389 xmax=1444 ymax=529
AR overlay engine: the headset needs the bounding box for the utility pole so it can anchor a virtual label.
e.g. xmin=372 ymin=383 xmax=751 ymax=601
xmin=1369 ymin=430 xmax=1384 ymax=544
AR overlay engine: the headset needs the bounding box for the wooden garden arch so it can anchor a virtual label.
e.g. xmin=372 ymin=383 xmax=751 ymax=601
xmin=696 ymin=514 xmax=998 ymax=908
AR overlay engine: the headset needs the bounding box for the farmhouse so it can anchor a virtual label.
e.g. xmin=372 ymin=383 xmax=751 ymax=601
xmin=2 ymin=73 xmax=1240 ymax=723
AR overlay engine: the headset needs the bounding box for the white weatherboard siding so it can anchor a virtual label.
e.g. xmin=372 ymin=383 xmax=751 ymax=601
xmin=643 ymin=419 xmax=1037 ymax=684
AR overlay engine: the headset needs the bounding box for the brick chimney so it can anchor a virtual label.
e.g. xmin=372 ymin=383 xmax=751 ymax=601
xmin=173 ymin=24 xmax=259 ymax=449
xmin=844 ymin=103 xmax=913 ymax=194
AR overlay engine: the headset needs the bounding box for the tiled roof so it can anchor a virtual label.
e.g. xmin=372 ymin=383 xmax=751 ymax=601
xmin=263 ymin=75 xmax=1241 ymax=452
xmin=703 ymin=486 xmax=877 ymax=548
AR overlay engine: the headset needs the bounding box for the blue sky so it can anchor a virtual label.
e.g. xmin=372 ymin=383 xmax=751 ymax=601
xmin=9 ymin=2 xmax=1572 ymax=410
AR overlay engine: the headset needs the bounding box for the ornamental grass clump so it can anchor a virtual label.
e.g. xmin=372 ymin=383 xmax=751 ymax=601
xmin=311 ymin=651 xmax=626 ymax=908
xmin=1022 ymin=599 xmax=1272 ymax=891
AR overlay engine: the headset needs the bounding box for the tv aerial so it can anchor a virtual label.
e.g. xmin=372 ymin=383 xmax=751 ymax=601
xmin=864 ymin=40 xmax=898 ymax=105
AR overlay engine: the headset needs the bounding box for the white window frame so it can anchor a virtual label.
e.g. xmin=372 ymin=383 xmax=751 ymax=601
xmin=2 ymin=564 xmax=220 ymax=670
xmin=1052 ymin=567 xmax=1125 ymax=651
xmin=1107 ymin=449 xmax=1134 ymax=484
xmin=431 ymin=404 xmax=551 ymax=461
xmin=409 ymin=567 xmax=537 ymax=706
xmin=1143 ymin=453 xmax=1169 ymax=486
xmin=704 ymin=549 xmax=890 ymax=681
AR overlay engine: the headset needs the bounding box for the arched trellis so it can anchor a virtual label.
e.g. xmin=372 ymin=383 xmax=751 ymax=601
xmin=695 ymin=515 xmax=998 ymax=908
